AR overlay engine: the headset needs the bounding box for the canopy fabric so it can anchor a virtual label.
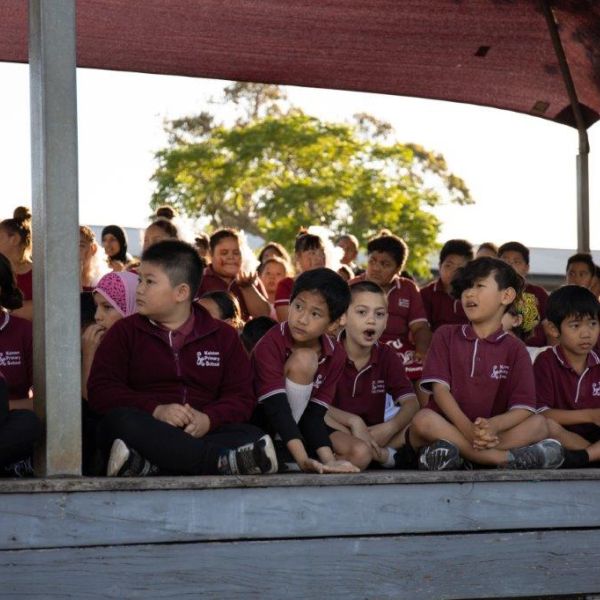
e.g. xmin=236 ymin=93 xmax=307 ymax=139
xmin=2 ymin=1 xmax=600 ymax=128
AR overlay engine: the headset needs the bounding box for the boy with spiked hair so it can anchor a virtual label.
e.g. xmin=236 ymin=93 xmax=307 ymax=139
xmin=410 ymin=257 xmax=564 ymax=470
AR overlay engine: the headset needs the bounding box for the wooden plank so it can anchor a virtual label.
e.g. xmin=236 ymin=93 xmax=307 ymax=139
xmin=1 ymin=530 xmax=599 ymax=599
xmin=2 ymin=480 xmax=600 ymax=550
xmin=2 ymin=468 xmax=600 ymax=494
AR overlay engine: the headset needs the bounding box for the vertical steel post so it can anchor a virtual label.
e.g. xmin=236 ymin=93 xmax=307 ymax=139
xmin=29 ymin=0 xmax=82 ymax=475
xmin=542 ymin=1 xmax=590 ymax=253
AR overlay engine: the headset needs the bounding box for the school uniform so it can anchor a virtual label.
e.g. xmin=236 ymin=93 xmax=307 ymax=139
xmin=252 ymin=321 xmax=345 ymax=454
xmin=197 ymin=264 xmax=268 ymax=321
xmin=274 ymin=276 xmax=294 ymax=309
xmin=420 ymin=278 xmax=468 ymax=332
xmin=88 ymin=304 xmax=264 ymax=475
xmin=350 ymin=274 xmax=429 ymax=380
xmin=333 ymin=340 xmax=415 ymax=426
xmin=535 ymin=345 xmax=600 ymax=442
xmin=16 ymin=270 xmax=33 ymax=302
xmin=0 ymin=370 xmax=40 ymax=469
xmin=420 ymin=324 xmax=536 ymax=421
xmin=0 ymin=311 xmax=33 ymax=400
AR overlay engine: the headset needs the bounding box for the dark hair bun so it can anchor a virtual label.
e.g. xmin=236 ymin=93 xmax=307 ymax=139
xmin=155 ymin=205 xmax=177 ymax=220
xmin=2 ymin=287 xmax=24 ymax=311
xmin=13 ymin=206 xmax=32 ymax=222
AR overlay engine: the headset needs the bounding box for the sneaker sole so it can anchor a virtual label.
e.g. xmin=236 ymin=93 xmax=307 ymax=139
xmin=107 ymin=439 xmax=130 ymax=477
xmin=260 ymin=435 xmax=279 ymax=474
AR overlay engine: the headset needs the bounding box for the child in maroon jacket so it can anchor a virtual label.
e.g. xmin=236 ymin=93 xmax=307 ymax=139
xmin=88 ymin=240 xmax=277 ymax=477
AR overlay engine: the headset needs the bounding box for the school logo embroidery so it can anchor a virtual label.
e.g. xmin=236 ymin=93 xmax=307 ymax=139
xmin=398 ymin=298 xmax=410 ymax=309
xmin=371 ymin=380 xmax=385 ymax=394
xmin=490 ymin=364 xmax=510 ymax=380
xmin=0 ymin=351 xmax=21 ymax=367
xmin=196 ymin=351 xmax=220 ymax=367
xmin=313 ymin=374 xmax=324 ymax=389
xmin=592 ymin=382 xmax=600 ymax=397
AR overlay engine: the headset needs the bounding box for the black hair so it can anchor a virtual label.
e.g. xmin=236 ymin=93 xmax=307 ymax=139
xmin=451 ymin=257 xmax=524 ymax=311
xmin=294 ymin=232 xmax=324 ymax=254
xmin=566 ymin=252 xmax=595 ymax=275
xmin=155 ymin=205 xmax=177 ymax=220
xmin=258 ymin=242 xmax=292 ymax=264
xmin=240 ymin=316 xmax=277 ymax=353
xmin=440 ymin=239 xmax=473 ymax=264
xmin=498 ymin=241 xmax=530 ymax=265
xmin=546 ymin=285 xmax=600 ymax=329
xmin=337 ymin=264 xmax=354 ymax=281
xmin=209 ymin=228 xmax=239 ymax=252
xmin=0 ymin=206 xmax=32 ymax=252
xmin=200 ymin=290 xmax=242 ymax=324
xmin=349 ymin=279 xmax=386 ymax=301
xmin=477 ymin=242 xmax=498 ymax=256
xmin=194 ymin=233 xmax=210 ymax=252
xmin=101 ymin=225 xmax=129 ymax=263
xmin=291 ymin=267 xmax=351 ymax=322
xmin=147 ymin=217 xmax=179 ymax=239
xmin=0 ymin=253 xmax=24 ymax=311
xmin=366 ymin=233 xmax=408 ymax=269
xmin=141 ymin=240 xmax=204 ymax=299
xmin=80 ymin=291 xmax=96 ymax=330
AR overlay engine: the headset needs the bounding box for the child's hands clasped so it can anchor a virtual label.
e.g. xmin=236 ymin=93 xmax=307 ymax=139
xmin=472 ymin=417 xmax=499 ymax=450
xmin=152 ymin=403 xmax=210 ymax=437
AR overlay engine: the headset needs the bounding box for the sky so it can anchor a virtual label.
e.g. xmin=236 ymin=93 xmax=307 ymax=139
xmin=1 ymin=61 xmax=599 ymax=250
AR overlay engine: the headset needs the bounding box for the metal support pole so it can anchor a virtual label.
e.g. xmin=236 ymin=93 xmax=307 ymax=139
xmin=29 ymin=0 xmax=82 ymax=475
xmin=542 ymin=1 xmax=590 ymax=253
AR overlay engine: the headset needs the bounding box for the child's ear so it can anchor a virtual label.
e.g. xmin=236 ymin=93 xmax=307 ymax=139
xmin=174 ymin=282 xmax=191 ymax=303
xmin=545 ymin=320 xmax=560 ymax=341
xmin=338 ymin=313 xmax=347 ymax=328
xmin=500 ymin=287 xmax=517 ymax=306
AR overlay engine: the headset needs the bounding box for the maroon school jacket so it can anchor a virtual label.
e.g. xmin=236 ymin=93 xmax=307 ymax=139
xmin=0 ymin=311 xmax=33 ymax=400
xmin=87 ymin=304 xmax=255 ymax=430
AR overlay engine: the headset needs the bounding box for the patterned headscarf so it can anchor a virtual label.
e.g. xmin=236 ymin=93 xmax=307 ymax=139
xmin=94 ymin=271 xmax=138 ymax=317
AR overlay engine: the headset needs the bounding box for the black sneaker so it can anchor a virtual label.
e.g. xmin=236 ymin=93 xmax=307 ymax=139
xmin=107 ymin=439 xmax=159 ymax=477
xmin=418 ymin=440 xmax=463 ymax=471
xmin=218 ymin=435 xmax=278 ymax=475
xmin=3 ymin=457 xmax=34 ymax=478
xmin=505 ymin=438 xmax=565 ymax=470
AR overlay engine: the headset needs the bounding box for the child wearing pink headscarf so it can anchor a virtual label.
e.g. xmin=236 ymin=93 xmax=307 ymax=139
xmin=81 ymin=271 xmax=138 ymax=399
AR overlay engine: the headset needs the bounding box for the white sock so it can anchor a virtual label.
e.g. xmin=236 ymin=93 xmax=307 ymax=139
xmin=381 ymin=447 xmax=397 ymax=469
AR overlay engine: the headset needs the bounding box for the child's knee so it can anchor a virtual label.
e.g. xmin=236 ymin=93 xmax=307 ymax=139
xmin=411 ymin=409 xmax=435 ymax=436
xmin=347 ymin=439 xmax=372 ymax=470
xmin=285 ymin=348 xmax=319 ymax=384
xmin=526 ymin=413 xmax=549 ymax=438
xmin=544 ymin=416 xmax=563 ymax=437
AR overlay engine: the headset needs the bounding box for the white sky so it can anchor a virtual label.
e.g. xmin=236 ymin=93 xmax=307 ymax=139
xmin=1 ymin=62 xmax=599 ymax=250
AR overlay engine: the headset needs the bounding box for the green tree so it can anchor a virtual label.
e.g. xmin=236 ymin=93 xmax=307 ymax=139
xmin=151 ymin=84 xmax=472 ymax=277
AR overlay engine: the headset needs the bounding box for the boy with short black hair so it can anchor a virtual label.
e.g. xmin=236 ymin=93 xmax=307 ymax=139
xmin=252 ymin=267 xmax=359 ymax=474
xmin=536 ymin=285 xmax=600 ymax=468
xmin=421 ymin=239 xmax=473 ymax=332
xmin=410 ymin=257 xmax=564 ymax=470
xmin=240 ymin=316 xmax=277 ymax=354
xmin=351 ymin=232 xmax=431 ymax=384
xmin=498 ymin=241 xmax=549 ymax=347
xmin=88 ymin=240 xmax=277 ymax=477
xmin=566 ymin=252 xmax=596 ymax=289
xmin=326 ymin=280 xmax=420 ymax=470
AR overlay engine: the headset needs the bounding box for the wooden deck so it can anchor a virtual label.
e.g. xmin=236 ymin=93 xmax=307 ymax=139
xmin=1 ymin=470 xmax=600 ymax=599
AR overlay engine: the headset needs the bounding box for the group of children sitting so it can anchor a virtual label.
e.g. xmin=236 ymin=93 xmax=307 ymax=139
xmin=1 ymin=204 xmax=600 ymax=477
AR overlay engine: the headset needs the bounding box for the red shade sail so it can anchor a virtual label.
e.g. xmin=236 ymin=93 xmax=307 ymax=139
xmin=1 ymin=1 xmax=599 ymax=127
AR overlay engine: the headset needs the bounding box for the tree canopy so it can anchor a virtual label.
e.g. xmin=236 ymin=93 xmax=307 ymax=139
xmin=151 ymin=83 xmax=472 ymax=276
